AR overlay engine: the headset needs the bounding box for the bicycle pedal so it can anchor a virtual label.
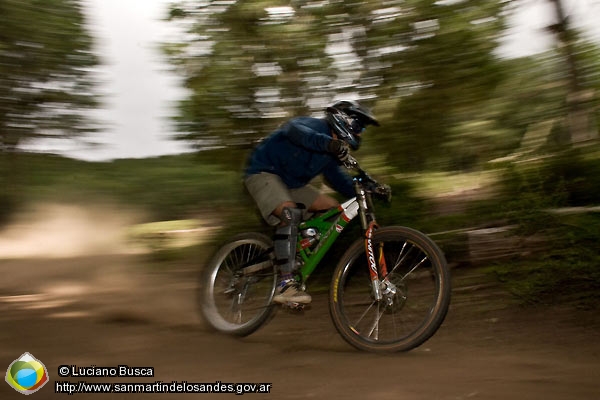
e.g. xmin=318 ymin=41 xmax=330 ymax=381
xmin=283 ymin=302 xmax=305 ymax=311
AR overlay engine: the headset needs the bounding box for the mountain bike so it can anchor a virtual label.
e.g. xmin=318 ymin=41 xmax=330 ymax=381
xmin=200 ymin=155 xmax=451 ymax=352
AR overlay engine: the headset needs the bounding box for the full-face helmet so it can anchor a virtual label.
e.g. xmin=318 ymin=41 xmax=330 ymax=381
xmin=325 ymin=100 xmax=379 ymax=150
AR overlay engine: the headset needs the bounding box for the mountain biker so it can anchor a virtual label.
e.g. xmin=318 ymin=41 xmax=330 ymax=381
xmin=244 ymin=100 xmax=379 ymax=305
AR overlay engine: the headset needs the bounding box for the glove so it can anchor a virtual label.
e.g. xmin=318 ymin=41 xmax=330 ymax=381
xmin=366 ymin=181 xmax=392 ymax=202
xmin=327 ymin=139 xmax=350 ymax=162
xmin=375 ymin=183 xmax=392 ymax=202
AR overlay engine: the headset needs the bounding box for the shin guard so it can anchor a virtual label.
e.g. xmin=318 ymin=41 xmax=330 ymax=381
xmin=273 ymin=207 xmax=303 ymax=275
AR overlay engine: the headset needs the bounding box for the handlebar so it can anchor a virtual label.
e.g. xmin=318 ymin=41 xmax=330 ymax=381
xmin=342 ymin=155 xmax=392 ymax=202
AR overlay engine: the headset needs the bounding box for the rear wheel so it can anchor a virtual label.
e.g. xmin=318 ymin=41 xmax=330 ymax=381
xmin=330 ymin=226 xmax=451 ymax=352
xmin=200 ymin=232 xmax=277 ymax=336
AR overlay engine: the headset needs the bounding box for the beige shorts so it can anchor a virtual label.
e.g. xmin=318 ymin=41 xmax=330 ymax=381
xmin=244 ymin=172 xmax=320 ymax=226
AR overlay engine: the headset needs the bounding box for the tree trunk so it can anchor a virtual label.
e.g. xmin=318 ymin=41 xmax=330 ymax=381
xmin=548 ymin=0 xmax=598 ymax=144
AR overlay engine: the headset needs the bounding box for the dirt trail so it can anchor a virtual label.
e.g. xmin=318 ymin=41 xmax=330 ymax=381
xmin=1 ymin=254 xmax=598 ymax=400
xmin=0 ymin=204 xmax=598 ymax=399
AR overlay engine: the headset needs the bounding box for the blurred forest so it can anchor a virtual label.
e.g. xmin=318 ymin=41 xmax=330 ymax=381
xmin=164 ymin=0 xmax=599 ymax=170
xmin=1 ymin=0 xmax=599 ymax=306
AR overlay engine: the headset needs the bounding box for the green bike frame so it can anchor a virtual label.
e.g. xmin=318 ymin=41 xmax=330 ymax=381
xmin=296 ymin=197 xmax=360 ymax=282
xmin=295 ymin=171 xmax=390 ymax=302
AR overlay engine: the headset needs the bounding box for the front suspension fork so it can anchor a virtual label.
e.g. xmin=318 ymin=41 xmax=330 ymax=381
xmin=364 ymin=221 xmax=389 ymax=301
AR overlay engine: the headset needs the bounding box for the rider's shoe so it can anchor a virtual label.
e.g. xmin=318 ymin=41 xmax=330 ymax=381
xmin=273 ymin=279 xmax=312 ymax=304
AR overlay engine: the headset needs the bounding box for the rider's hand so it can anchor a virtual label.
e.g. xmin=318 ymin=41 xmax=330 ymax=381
xmin=327 ymin=139 xmax=350 ymax=162
xmin=375 ymin=183 xmax=392 ymax=203
xmin=366 ymin=181 xmax=392 ymax=202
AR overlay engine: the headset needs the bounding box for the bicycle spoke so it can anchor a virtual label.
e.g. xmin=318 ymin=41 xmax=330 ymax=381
xmin=353 ymin=300 xmax=376 ymax=329
xmin=230 ymin=293 xmax=243 ymax=324
xmin=400 ymin=255 xmax=428 ymax=282
xmin=386 ymin=241 xmax=414 ymax=277
xmin=366 ymin=303 xmax=386 ymax=340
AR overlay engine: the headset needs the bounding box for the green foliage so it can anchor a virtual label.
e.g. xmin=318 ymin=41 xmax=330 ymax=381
xmin=498 ymin=149 xmax=600 ymax=227
xmin=0 ymin=0 xmax=100 ymax=151
xmin=489 ymin=213 xmax=600 ymax=308
xmin=165 ymin=0 xmax=513 ymax=171
xmin=164 ymin=0 xmax=600 ymax=173
xmin=0 ymin=0 xmax=100 ymax=222
xmin=1 ymin=152 xmax=246 ymax=221
xmin=165 ymin=0 xmax=334 ymax=151
xmin=370 ymin=178 xmax=427 ymax=229
xmin=482 ymin=146 xmax=600 ymax=307
xmin=497 ymin=163 xmax=567 ymax=234
xmin=369 ymin=0 xmax=508 ymax=170
xmin=541 ymin=150 xmax=600 ymax=206
xmin=0 ymin=190 xmax=17 ymax=225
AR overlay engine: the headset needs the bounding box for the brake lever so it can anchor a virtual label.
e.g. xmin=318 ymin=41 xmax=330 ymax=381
xmin=343 ymin=154 xmax=359 ymax=170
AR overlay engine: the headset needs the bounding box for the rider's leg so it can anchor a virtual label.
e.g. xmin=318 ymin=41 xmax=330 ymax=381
xmin=271 ymin=202 xmax=311 ymax=304
xmin=244 ymin=174 xmax=315 ymax=304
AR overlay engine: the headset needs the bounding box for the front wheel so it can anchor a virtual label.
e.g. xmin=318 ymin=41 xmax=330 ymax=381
xmin=330 ymin=226 xmax=451 ymax=352
xmin=200 ymin=232 xmax=277 ymax=336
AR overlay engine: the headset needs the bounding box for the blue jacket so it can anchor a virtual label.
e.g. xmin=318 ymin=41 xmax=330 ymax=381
xmin=245 ymin=117 xmax=355 ymax=198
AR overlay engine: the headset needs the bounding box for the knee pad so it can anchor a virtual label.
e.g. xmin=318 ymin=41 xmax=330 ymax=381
xmin=279 ymin=207 xmax=303 ymax=227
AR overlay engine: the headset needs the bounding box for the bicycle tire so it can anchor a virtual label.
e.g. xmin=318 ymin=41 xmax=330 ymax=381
xmin=200 ymin=232 xmax=277 ymax=336
xmin=329 ymin=226 xmax=451 ymax=352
